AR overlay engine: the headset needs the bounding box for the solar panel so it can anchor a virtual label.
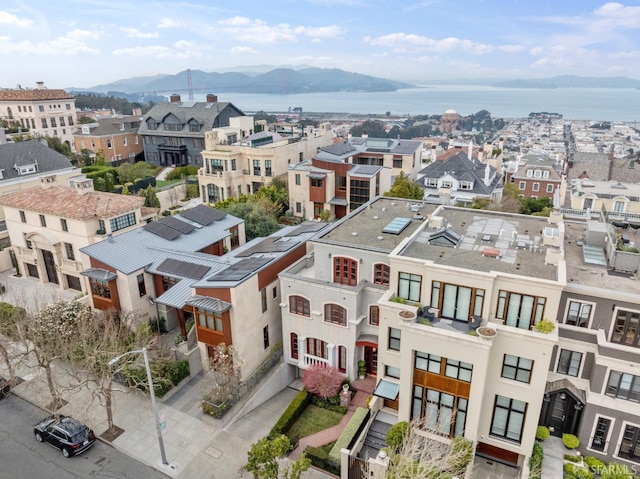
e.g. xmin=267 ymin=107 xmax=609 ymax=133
xmin=236 ymin=237 xmax=299 ymax=257
xmin=208 ymin=257 xmax=271 ymax=282
xmin=159 ymin=216 xmax=196 ymax=234
xmin=156 ymin=258 xmax=210 ymax=280
xmin=382 ymin=217 xmax=412 ymax=235
xmin=180 ymin=205 xmax=226 ymax=226
xmin=143 ymin=221 xmax=182 ymax=240
xmin=285 ymin=223 xmax=326 ymax=236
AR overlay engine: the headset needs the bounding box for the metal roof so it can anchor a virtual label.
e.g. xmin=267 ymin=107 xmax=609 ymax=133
xmin=80 ymin=268 xmax=117 ymax=281
xmin=186 ymin=296 xmax=232 ymax=313
xmin=236 ymin=236 xmax=300 ymax=258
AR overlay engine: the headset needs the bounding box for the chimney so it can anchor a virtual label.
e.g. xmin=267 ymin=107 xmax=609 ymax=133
xmin=206 ymin=94 xmax=218 ymax=103
xmin=484 ymin=164 xmax=491 ymax=186
xmin=132 ymin=107 xmax=142 ymax=116
xmin=431 ymin=145 xmax=437 ymax=162
xmin=170 ymin=94 xmax=181 ymax=103
xmin=36 ymin=81 xmax=45 ymax=90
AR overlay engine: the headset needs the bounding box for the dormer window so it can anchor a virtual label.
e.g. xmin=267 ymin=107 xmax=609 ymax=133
xmin=526 ymin=169 xmax=533 ymax=178
xmin=81 ymin=126 xmax=90 ymax=134
xmin=543 ymin=170 xmax=549 ymax=178
xmin=16 ymin=164 xmax=37 ymax=175
xmin=147 ymin=120 xmax=157 ymax=130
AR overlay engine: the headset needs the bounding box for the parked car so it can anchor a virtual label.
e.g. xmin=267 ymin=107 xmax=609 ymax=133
xmin=34 ymin=415 xmax=96 ymax=457
xmin=0 ymin=377 xmax=10 ymax=398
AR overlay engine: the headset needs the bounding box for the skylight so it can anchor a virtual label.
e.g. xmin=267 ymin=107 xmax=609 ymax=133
xmin=382 ymin=217 xmax=412 ymax=235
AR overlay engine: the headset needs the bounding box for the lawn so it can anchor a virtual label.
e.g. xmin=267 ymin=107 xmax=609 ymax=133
xmin=156 ymin=179 xmax=182 ymax=188
xmin=287 ymin=405 xmax=344 ymax=439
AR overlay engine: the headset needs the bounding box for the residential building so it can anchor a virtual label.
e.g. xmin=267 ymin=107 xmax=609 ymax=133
xmin=0 ymin=82 xmax=77 ymax=149
xmin=140 ymin=94 xmax=246 ymax=168
xmin=505 ymin=156 xmax=564 ymax=200
xmin=0 ymin=181 xmax=156 ymax=293
xmin=567 ymin=178 xmax=640 ymax=217
xmin=0 ymin=140 xmax=83 ymax=235
xmin=73 ymin=115 xmax=144 ymax=165
xmin=417 ymin=149 xmax=503 ymax=205
xmin=199 ymin=120 xmax=333 ymax=202
xmin=288 ymin=137 xmax=423 ymax=219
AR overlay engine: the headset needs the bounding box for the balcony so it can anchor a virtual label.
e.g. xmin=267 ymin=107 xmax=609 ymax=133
xmin=302 ymin=354 xmax=329 ymax=368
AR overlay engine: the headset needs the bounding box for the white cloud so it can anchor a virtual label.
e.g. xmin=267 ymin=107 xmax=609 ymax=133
xmin=157 ymin=18 xmax=183 ymax=29
xmin=120 ymin=27 xmax=159 ymax=39
xmin=592 ymin=2 xmax=640 ymax=29
xmin=0 ymin=11 xmax=32 ymax=28
xmin=217 ymin=17 xmax=296 ymax=44
xmin=294 ymin=25 xmax=343 ymax=39
xmin=219 ymin=16 xmax=252 ymax=26
xmin=230 ymin=46 xmax=258 ymax=55
xmin=113 ymin=43 xmax=200 ymax=59
xmin=363 ymin=33 xmax=504 ymax=54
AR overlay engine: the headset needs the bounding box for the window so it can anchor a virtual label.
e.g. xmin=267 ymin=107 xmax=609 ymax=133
xmin=324 ymin=304 xmax=347 ymax=326
xmin=333 ymin=257 xmax=358 ymax=286
xmin=253 ymin=159 xmax=261 ymax=176
xmin=557 ymin=349 xmax=582 ymax=377
xmin=110 ymin=213 xmax=136 ymax=232
xmin=431 ymin=281 xmax=484 ymax=321
xmin=518 ymin=181 xmax=526 ymax=190
xmin=385 ymin=366 xmax=400 ymax=379
xmin=90 ymin=279 xmax=111 ymax=299
xmin=490 ymin=395 xmax=527 ymax=443
xmin=566 ymin=301 xmax=592 ymax=327
xmin=64 ymin=242 xmax=75 ymax=260
xmin=441 ymin=180 xmax=453 ymax=188
xmin=496 ymin=290 xmax=545 ymax=330
xmin=306 ymin=338 xmax=327 ymax=359
xmin=289 ymin=295 xmax=310 ymax=316
xmin=349 ymin=178 xmax=370 ymax=210
xmin=39 ymin=214 xmax=47 ymax=227
xmin=68 ymin=116 xmax=74 ymax=126
xmin=24 ymin=233 xmax=32 ymax=249
xmin=337 ymin=176 xmax=347 ymax=191
xmin=532 ymin=183 xmax=540 ymax=192
xmin=611 ymin=309 xmax=640 ymax=347
xmin=546 ymin=184 xmax=554 ymax=193
xmin=369 ymin=305 xmax=379 ymax=326
xmin=295 ymin=202 xmax=302 ymax=213
xmin=59 ymin=117 xmax=65 ymax=127
xmin=261 ymin=288 xmax=267 ymax=313
xmin=272 ymin=286 xmax=277 ymax=299
xmin=415 ymin=352 xmax=442 ymax=374
xmin=393 ymin=158 xmax=403 ymax=168
xmin=606 ymin=371 xmax=640 ymax=402
xmin=373 ymin=263 xmax=390 ymax=286
xmin=137 ymin=273 xmax=146 ymax=297
xmin=398 ymin=272 xmax=421 ymax=302
xmin=229 ymin=226 xmax=240 ymax=249
xmin=50 ymin=117 xmax=57 ymax=128
xmin=338 ymin=346 xmax=347 ymax=373
xmin=161 ymin=276 xmax=178 ymax=291
xmin=459 ymin=181 xmax=472 ymax=190
xmin=444 ymin=359 xmax=473 ymax=382
xmin=534 ymin=170 xmax=542 ymax=178
xmin=19 ymin=211 xmax=26 ymax=223
xmin=263 ymin=325 xmax=269 ymax=349
xmin=295 ymin=174 xmax=301 ymax=185
xmin=502 ymin=355 xmax=533 ymax=383
xmin=197 ymin=310 xmax=223 ymax=332
xmin=107 ymin=138 xmax=112 ymax=148
xmin=412 ymin=386 xmax=467 ymax=438
xmin=98 ymin=219 xmax=106 ymax=233
xmin=425 ymin=178 xmax=438 ymax=187
xmin=590 ymin=417 xmax=611 ymax=452
xmin=60 ymin=219 xmax=68 ymax=232
xmin=619 ymin=424 xmax=640 ymax=463
xmin=389 ymin=327 xmax=401 ymax=351
xmin=38 ymin=105 xmax=45 ymax=112
xmin=311 ymin=178 xmax=323 ymax=187
xmin=290 ymin=333 xmax=299 ymax=359
xmin=614 ymin=201 xmax=625 ymax=213
xmin=189 ymin=122 xmax=201 ymax=133
xmin=265 ymin=160 xmax=272 ymax=177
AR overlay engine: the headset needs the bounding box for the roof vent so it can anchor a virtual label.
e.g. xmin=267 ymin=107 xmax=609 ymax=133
xmin=352 ymin=232 xmax=358 ymax=236
xmin=373 ymin=216 xmax=379 ymax=220
xmin=377 ymin=236 xmax=384 ymax=241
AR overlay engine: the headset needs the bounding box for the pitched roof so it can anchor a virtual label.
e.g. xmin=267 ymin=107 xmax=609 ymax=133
xmin=0 ymin=141 xmax=77 ymax=181
xmin=0 ymin=186 xmax=144 ymax=219
xmin=77 ymin=116 xmax=141 ymax=136
xmin=141 ymin=101 xmax=245 ymax=132
xmin=0 ymin=88 xmax=73 ymax=101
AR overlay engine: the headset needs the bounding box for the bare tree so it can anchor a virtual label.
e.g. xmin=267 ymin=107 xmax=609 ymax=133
xmin=166 ymin=184 xmax=185 ymax=208
xmin=201 ymin=343 xmax=243 ymax=406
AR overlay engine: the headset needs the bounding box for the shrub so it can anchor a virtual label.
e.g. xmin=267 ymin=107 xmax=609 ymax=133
xmin=534 ymin=319 xmax=556 ymax=333
xmin=329 ymin=407 xmax=369 ymax=462
xmin=121 ymin=359 xmax=189 ymax=398
xmin=304 ymin=445 xmax=340 ymax=475
xmin=310 ymin=394 xmax=347 ymax=414
xmin=536 ymin=425 xmax=550 ymax=441
xmin=148 ymin=316 xmax=166 ymax=333
xmin=446 ymin=437 xmax=474 ymax=472
xmin=268 ymin=389 xmax=311 ymax=439
xmin=302 ymin=364 xmax=343 ymax=399
xmin=601 ymin=462 xmax=637 ymax=479
xmin=386 ymin=421 xmax=409 ymax=453
xmin=166 ymin=165 xmax=199 ymax=180
xmin=565 ymin=454 xmax=582 ymax=462
xmin=563 ymin=433 xmax=580 ymax=449
xmin=390 ymin=296 xmax=407 ymax=304
xmin=564 ymin=463 xmax=594 ymax=479
xmin=530 ymin=441 xmax=544 ymax=479
xmin=584 ymin=456 xmax=606 ymax=473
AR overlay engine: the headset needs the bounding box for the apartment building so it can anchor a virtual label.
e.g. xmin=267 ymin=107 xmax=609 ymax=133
xmin=140 ymin=94 xmax=246 ymax=168
xmin=0 ymin=180 xmax=156 ymax=293
xmin=504 ymin=155 xmax=564 ymax=201
xmin=0 ymin=82 xmax=77 ymax=148
xmin=73 ymin=115 xmax=144 ymax=165
xmin=288 ymin=137 xmax=423 ymax=220
xmin=568 ymin=178 xmax=640 ymax=216
xmin=199 ymin=120 xmax=333 ymax=202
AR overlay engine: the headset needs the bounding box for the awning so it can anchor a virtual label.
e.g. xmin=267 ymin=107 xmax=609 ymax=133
xmin=356 ymin=334 xmax=378 ymax=348
xmin=80 ymin=268 xmax=117 ymax=281
xmin=186 ymin=295 xmax=232 ymax=313
xmin=308 ymin=173 xmax=327 ymax=180
xmin=329 ymin=197 xmax=348 ymax=206
xmin=373 ymin=380 xmax=399 ymax=401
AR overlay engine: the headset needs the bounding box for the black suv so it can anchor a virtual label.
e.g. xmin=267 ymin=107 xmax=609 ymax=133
xmin=34 ymin=415 xmax=96 ymax=457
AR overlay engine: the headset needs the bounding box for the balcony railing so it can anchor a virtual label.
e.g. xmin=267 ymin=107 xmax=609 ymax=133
xmin=302 ymin=354 xmax=329 ymax=368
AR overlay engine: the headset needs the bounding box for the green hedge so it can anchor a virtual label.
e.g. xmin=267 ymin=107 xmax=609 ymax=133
xmin=564 ymin=463 xmax=593 ymax=479
xmin=122 ymin=359 xmax=190 ymax=398
xmin=529 ymin=441 xmax=544 ymax=479
xmin=166 ymin=166 xmax=199 ymax=180
xmin=311 ymin=393 xmax=347 ymax=414
xmin=304 ymin=445 xmax=340 ymax=475
xmin=268 ymin=389 xmax=311 ymax=440
xmin=329 ymin=407 xmax=369 ymax=462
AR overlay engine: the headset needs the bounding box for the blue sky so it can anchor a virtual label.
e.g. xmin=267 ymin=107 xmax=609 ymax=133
xmin=2 ymin=1 xmax=640 ymax=89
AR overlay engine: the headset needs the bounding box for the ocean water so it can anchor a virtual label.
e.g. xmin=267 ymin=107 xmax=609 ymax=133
xmin=191 ymin=85 xmax=640 ymax=122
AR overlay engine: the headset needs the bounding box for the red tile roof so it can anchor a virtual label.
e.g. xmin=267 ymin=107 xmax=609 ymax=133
xmin=0 ymin=186 xmax=144 ymax=219
xmin=0 ymin=89 xmax=73 ymax=101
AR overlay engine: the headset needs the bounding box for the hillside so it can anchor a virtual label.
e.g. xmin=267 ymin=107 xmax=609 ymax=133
xmin=492 ymin=75 xmax=640 ymax=89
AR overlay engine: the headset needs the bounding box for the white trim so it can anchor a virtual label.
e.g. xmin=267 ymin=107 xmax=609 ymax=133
xmin=554 ymin=348 xmax=584 ymax=378
xmin=608 ymin=305 xmax=640 ymax=346
xmin=586 ymin=414 xmax=615 ymax=455
xmin=562 ymin=298 xmax=597 ymax=329
xmin=613 ymin=419 xmax=640 ymax=466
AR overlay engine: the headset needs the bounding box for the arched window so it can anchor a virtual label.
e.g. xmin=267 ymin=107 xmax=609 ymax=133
xmin=334 ymin=257 xmax=358 ymax=286
xmin=289 ymin=296 xmax=310 ymax=317
xmin=369 ymin=305 xmax=379 ymax=326
xmin=306 ymin=338 xmax=327 ymax=359
xmin=338 ymin=345 xmax=347 ymax=373
xmin=373 ymin=263 xmax=390 ymax=286
xmin=290 ymin=332 xmax=299 ymax=359
xmin=324 ymin=304 xmax=347 ymax=326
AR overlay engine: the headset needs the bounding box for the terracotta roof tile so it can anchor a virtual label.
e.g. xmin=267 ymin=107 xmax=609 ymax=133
xmin=0 ymin=186 xmax=144 ymax=219
xmin=0 ymin=89 xmax=74 ymax=101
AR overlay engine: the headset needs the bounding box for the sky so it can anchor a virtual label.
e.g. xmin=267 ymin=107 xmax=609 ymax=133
xmin=2 ymin=0 xmax=640 ymax=89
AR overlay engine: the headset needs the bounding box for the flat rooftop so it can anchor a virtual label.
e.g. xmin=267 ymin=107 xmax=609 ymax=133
xmin=316 ymin=197 xmax=440 ymax=252
xmin=399 ymin=207 xmax=560 ymax=281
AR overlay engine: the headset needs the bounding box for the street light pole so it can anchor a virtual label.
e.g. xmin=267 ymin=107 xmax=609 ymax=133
xmin=108 ymin=348 xmax=168 ymax=466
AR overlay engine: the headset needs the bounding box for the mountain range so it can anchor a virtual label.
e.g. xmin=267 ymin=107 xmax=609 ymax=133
xmin=75 ymin=67 xmax=413 ymax=95
xmin=490 ymin=75 xmax=640 ymax=89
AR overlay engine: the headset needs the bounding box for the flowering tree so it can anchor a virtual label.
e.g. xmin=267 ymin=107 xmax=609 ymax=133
xmin=202 ymin=343 xmax=243 ymax=406
xmin=302 ymin=365 xmax=343 ymax=399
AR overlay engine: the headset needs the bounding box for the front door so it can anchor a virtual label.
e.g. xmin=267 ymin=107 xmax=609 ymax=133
xmin=364 ymin=346 xmax=377 ymax=375
xmin=543 ymin=390 xmax=581 ymax=437
xmin=41 ymin=250 xmax=59 ymax=285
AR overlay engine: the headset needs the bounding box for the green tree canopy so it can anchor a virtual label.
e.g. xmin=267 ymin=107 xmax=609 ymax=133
xmin=116 ymin=161 xmax=158 ymax=184
xmin=244 ymin=435 xmax=310 ymax=479
xmin=383 ymin=172 xmax=423 ymax=200
xmin=217 ymin=200 xmax=280 ymax=241
xmin=349 ymin=120 xmax=388 ymax=138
